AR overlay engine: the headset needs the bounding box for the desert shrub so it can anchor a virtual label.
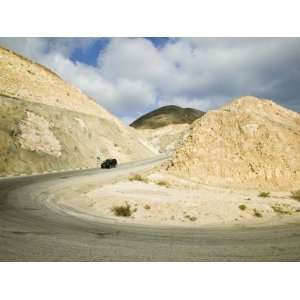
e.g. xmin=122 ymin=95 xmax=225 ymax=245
xmin=129 ymin=174 xmax=148 ymax=183
xmin=239 ymin=204 xmax=247 ymax=211
xmin=144 ymin=204 xmax=151 ymax=210
xmin=111 ymin=203 xmax=133 ymax=217
xmin=291 ymin=190 xmax=300 ymax=201
xmin=184 ymin=214 xmax=197 ymax=222
xmin=129 ymin=174 xmax=142 ymax=181
xmin=253 ymin=209 xmax=262 ymax=218
xmin=258 ymin=192 xmax=270 ymax=198
xmin=156 ymin=180 xmax=170 ymax=188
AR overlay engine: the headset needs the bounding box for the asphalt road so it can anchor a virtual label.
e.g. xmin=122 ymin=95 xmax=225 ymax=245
xmin=1 ymin=156 xmax=300 ymax=261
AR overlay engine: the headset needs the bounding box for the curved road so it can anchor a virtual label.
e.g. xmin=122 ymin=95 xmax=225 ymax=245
xmin=1 ymin=156 xmax=300 ymax=261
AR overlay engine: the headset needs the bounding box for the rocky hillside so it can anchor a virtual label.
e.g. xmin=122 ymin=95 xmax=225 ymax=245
xmin=130 ymin=105 xmax=205 ymax=154
xmin=0 ymin=47 xmax=156 ymax=176
xmin=166 ymin=96 xmax=300 ymax=191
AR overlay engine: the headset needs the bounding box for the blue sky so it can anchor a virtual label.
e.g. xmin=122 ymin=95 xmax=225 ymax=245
xmin=70 ymin=38 xmax=170 ymax=66
xmin=70 ymin=38 xmax=110 ymax=66
xmin=0 ymin=37 xmax=299 ymax=123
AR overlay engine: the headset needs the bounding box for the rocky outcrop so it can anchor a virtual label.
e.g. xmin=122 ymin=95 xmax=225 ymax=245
xmin=167 ymin=96 xmax=300 ymax=191
xmin=0 ymin=47 xmax=156 ymax=176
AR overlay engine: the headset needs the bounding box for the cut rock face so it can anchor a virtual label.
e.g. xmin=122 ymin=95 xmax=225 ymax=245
xmin=166 ymin=96 xmax=300 ymax=191
xmin=0 ymin=46 xmax=157 ymax=175
xmin=18 ymin=111 xmax=62 ymax=157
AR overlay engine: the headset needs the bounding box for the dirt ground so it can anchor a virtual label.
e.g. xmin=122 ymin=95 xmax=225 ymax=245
xmin=54 ymin=168 xmax=300 ymax=227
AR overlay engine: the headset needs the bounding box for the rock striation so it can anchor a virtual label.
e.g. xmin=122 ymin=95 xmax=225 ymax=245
xmin=0 ymin=47 xmax=156 ymax=176
xmin=167 ymin=96 xmax=300 ymax=190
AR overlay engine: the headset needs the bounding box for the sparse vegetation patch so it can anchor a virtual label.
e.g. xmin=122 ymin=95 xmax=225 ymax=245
xmin=144 ymin=204 xmax=151 ymax=210
xmin=258 ymin=192 xmax=270 ymax=198
xmin=272 ymin=204 xmax=292 ymax=215
xmin=129 ymin=174 xmax=149 ymax=183
xmin=156 ymin=180 xmax=170 ymax=188
xmin=253 ymin=209 xmax=263 ymax=218
xmin=184 ymin=214 xmax=197 ymax=222
xmin=111 ymin=203 xmax=133 ymax=217
xmin=239 ymin=204 xmax=247 ymax=211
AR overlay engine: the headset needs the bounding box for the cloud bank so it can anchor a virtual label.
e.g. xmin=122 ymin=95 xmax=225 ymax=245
xmin=0 ymin=37 xmax=299 ymax=122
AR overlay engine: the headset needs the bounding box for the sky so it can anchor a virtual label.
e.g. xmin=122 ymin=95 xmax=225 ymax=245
xmin=0 ymin=37 xmax=299 ymax=123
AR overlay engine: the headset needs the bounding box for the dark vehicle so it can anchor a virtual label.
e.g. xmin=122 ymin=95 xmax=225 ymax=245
xmin=101 ymin=158 xmax=118 ymax=169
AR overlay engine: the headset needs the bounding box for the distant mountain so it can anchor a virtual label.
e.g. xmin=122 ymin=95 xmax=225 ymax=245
xmin=130 ymin=105 xmax=205 ymax=129
xmin=130 ymin=105 xmax=205 ymax=154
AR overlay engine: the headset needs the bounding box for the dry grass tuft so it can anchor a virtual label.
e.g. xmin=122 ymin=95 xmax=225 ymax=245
xmin=156 ymin=180 xmax=170 ymax=188
xmin=272 ymin=205 xmax=292 ymax=215
xmin=129 ymin=174 xmax=149 ymax=183
xmin=144 ymin=204 xmax=151 ymax=210
xmin=253 ymin=208 xmax=263 ymax=218
xmin=239 ymin=204 xmax=247 ymax=211
xmin=258 ymin=192 xmax=270 ymax=198
xmin=111 ymin=203 xmax=133 ymax=217
xmin=184 ymin=214 xmax=197 ymax=222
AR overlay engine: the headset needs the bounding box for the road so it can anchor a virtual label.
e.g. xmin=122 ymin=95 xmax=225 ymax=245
xmin=1 ymin=156 xmax=300 ymax=261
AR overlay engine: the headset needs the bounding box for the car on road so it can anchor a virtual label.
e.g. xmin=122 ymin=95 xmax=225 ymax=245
xmin=101 ymin=158 xmax=118 ymax=169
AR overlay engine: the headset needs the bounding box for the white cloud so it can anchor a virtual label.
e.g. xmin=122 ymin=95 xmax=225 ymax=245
xmin=0 ymin=37 xmax=48 ymax=61
xmin=113 ymin=79 xmax=155 ymax=113
xmin=1 ymin=37 xmax=300 ymax=120
xmin=98 ymin=38 xmax=175 ymax=83
xmin=0 ymin=37 xmax=156 ymax=117
xmin=158 ymin=96 xmax=228 ymax=112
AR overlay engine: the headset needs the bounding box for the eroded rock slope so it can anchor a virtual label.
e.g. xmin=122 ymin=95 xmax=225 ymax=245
xmin=167 ymin=96 xmax=300 ymax=190
xmin=0 ymin=47 xmax=156 ymax=175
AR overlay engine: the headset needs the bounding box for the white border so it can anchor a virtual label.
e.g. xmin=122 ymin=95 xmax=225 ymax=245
xmin=1 ymin=0 xmax=300 ymax=36
xmin=0 ymin=263 xmax=299 ymax=300
xmin=1 ymin=0 xmax=300 ymax=299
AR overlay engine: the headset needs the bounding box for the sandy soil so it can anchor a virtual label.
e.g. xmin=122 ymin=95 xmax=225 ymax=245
xmin=54 ymin=168 xmax=300 ymax=227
